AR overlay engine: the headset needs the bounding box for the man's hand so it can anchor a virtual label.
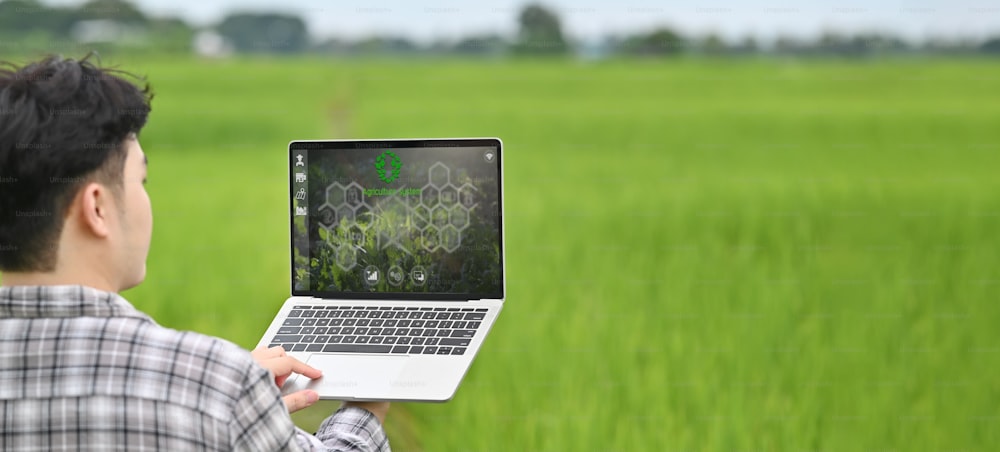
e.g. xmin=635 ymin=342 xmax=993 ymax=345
xmin=251 ymin=346 xmax=323 ymax=413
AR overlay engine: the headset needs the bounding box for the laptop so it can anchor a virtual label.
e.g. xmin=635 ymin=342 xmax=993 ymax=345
xmin=256 ymin=138 xmax=505 ymax=402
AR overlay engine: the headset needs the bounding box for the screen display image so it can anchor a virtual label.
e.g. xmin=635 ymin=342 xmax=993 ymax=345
xmin=290 ymin=140 xmax=502 ymax=299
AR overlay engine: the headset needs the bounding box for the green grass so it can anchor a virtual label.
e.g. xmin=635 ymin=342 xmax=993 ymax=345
xmin=89 ymin=57 xmax=1000 ymax=450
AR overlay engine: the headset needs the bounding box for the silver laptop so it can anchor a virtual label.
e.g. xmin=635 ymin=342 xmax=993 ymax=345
xmin=257 ymin=138 xmax=505 ymax=402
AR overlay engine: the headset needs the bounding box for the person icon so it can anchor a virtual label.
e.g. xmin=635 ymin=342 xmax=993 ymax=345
xmin=295 ymin=155 xmax=305 ymax=166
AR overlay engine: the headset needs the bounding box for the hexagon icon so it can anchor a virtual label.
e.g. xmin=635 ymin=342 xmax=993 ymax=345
xmin=428 ymin=162 xmax=450 ymax=188
xmin=336 ymin=205 xmax=355 ymax=226
xmin=431 ymin=206 xmax=449 ymax=228
xmin=422 ymin=227 xmax=440 ymax=251
xmin=458 ymin=183 xmax=476 ymax=207
xmin=354 ymin=205 xmax=375 ymax=229
xmin=335 ymin=244 xmax=357 ymax=271
xmin=440 ymin=185 xmax=458 ymax=207
xmin=348 ymin=225 xmax=365 ymax=247
xmin=449 ymin=206 xmax=469 ymax=229
xmin=440 ymin=225 xmax=461 ymax=252
xmin=421 ymin=186 xmax=440 ymax=209
xmin=318 ymin=204 xmax=337 ymax=227
xmin=412 ymin=206 xmax=429 ymax=230
xmin=325 ymin=182 xmax=346 ymax=207
xmin=345 ymin=182 xmax=364 ymax=207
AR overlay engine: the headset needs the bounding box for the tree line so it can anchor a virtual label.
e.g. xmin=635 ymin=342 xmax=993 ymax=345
xmin=1 ymin=0 xmax=999 ymax=57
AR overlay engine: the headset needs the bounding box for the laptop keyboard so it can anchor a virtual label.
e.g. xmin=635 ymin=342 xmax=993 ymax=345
xmin=267 ymin=306 xmax=488 ymax=356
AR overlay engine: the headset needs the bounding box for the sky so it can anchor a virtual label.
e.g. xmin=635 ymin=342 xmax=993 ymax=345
xmin=44 ymin=0 xmax=1000 ymax=44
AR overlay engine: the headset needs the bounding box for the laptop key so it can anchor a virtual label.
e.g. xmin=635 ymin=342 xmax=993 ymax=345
xmin=303 ymin=319 xmax=317 ymax=326
xmin=436 ymin=312 xmax=450 ymax=320
xmin=437 ymin=329 xmax=451 ymax=337
xmin=282 ymin=318 xmax=303 ymax=326
xmin=452 ymin=347 xmax=466 ymax=355
xmin=395 ymin=328 xmax=409 ymax=336
xmin=437 ymin=347 xmax=452 ymax=355
xmin=292 ymin=344 xmax=307 ymax=352
xmin=410 ymin=329 xmax=424 ymax=336
xmin=451 ymin=330 xmax=476 ymax=338
xmin=272 ymin=335 xmax=302 ymax=343
xmin=450 ymin=312 xmax=464 ymax=320
xmin=370 ymin=337 xmax=384 ymax=344
xmin=322 ymin=344 xmax=392 ymax=354
xmin=412 ymin=337 xmax=425 ymax=345
xmin=409 ymin=346 xmax=423 ymax=354
xmin=464 ymin=312 xmax=486 ymax=320
xmin=398 ymin=337 xmax=411 ymax=345
xmin=307 ymin=344 xmax=324 ymax=352
xmin=328 ymin=336 xmax=343 ymax=343
xmin=423 ymin=329 xmax=437 ymax=337
xmin=391 ymin=346 xmax=409 ymax=353
xmin=356 ymin=336 xmax=370 ymax=344
xmin=426 ymin=338 xmax=440 ymax=346
xmin=384 ymin=337 xmax=397 ymax=344
xmin=440 ymin=338 xmax=471 ymax=347
xmin=317 ymin=319 xmax=331 ymax=326
xmin=288 ymin=310 xmax=302 ymax=317
xmin=381 ymin=328 xmax=395 ymax=336
xmin=423 ymin=347 xmax=438 ymax=354
xmin=426 ymin=321 xmax=439 ymax=328
xmin=342 ymin=336 xmax=356 ymax=344
xmin=277 ymin=327 xmax=300 ymax=334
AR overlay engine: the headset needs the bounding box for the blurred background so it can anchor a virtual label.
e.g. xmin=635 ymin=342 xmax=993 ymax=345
xmin=2 ymin=0 xmax=1000 ymax=450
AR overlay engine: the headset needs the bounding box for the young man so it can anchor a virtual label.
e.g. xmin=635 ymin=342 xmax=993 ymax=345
xmin=0 ymin=55 xmax=390 ymax=451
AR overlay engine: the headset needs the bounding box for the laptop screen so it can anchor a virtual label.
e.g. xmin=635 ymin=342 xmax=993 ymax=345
xmin=289 ymin=139 xmax=503 ymax=300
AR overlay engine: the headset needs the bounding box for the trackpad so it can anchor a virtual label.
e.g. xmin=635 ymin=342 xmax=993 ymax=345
xmin=289 ymin=354 xmax=409 ymax=399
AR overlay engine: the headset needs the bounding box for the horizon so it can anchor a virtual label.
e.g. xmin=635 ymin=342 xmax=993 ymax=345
xmin=37 ymin=0 xmax=1000 ymax=45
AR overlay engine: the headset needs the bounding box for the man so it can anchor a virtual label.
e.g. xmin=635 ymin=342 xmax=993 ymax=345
xmin=0 ymin=55 xmax=390 ymax=451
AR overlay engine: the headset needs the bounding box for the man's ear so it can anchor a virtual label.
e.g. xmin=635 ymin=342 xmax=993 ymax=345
xmin=77 ymin=182 xmax=113 ymax=239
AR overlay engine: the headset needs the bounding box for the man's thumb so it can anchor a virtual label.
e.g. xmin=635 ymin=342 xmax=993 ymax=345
xmin=283 ymin=390 xmax=320 ymax=413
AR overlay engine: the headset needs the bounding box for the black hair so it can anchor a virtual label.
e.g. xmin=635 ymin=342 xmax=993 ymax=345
xmin=0 ymin=54 xmax=152 ymax=272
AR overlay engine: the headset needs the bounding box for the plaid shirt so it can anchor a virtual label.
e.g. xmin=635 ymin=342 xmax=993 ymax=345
xmin=0 ymin=285 xmax=390 ymax=452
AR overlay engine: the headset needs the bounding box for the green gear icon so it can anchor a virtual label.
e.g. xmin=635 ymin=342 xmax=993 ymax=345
xmin=374 ymin=150 xmax=401 ymax=183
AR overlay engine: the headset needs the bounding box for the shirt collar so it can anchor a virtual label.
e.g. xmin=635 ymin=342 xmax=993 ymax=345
xmin=0 ymin=285 xmax=153 ymax=321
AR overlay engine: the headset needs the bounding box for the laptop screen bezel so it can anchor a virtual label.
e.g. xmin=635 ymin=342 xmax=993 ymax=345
xmin=288 ymin=138 xmax=505 ymax=301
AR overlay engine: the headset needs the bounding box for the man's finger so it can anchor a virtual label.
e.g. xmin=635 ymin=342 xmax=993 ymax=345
xmin=283 ymin=390 xmax=319 ymax=413
xmin=268 ymin=355 xmax=323 ymax=380
xmin=254 ymin=346 xmax=286 ymax=359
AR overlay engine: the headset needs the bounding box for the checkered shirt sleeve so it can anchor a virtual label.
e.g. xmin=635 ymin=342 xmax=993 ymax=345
xmin=0 ymin=285 xmax=390 ymax=451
